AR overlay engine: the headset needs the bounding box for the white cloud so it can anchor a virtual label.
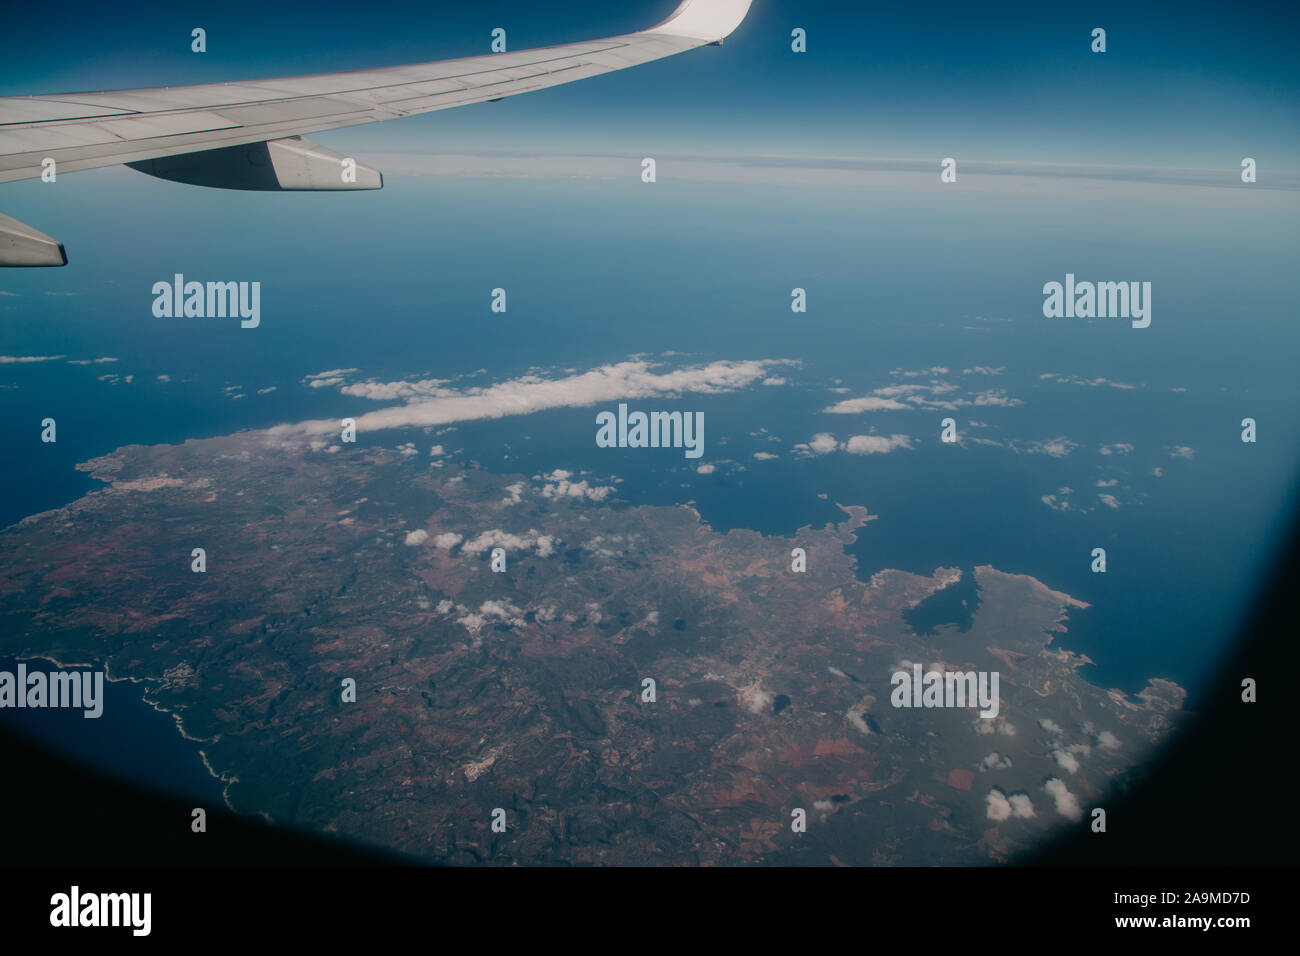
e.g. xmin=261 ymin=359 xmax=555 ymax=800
xmin=1041 ymin=373 xmax=1138 ymax=390
xmin=0 ymin=355 xmax=64 ymax=364
xmin=798 ymin=432 xmax=914 ymax=457
xmin=1052 ymin=749 xmax=1081 ymax=774
xmin=895 ymin=366 xmax=950 ymax=377
xmin=986 ymin=790 xmax=1012 ymax=821
xmin=1029 ymin=437 xmax=1077 ymax=458
xmin=432 ymin=532 xmax=463 ymax=550
xmin=540 ymin=476 xmax=613 ymax=500
xmin=1041 ymin=490 xmax=1073 ymax=511
xmin=404 ymin=529 xmax=428 ymax=546
xmin=843 ymin=434 xmax=914 ymax=455
xmin=808 ymin=433 xmax=840 ymax=455
xmin=753 ymin=451 xmax=778 ymax=461
xmin=276 ymin=359 xmax=792 ymax=438
xmin=462 ymin=528 xmax=554 ymax=558
xmin=301 ymin=368 xmax=359 ymax=389
xmin=1098 ymin=493 xmax=1120 ymax=509
xmin=822 ymin=396 xmax=910 ymax=414
xmin=1008 ymin=793 xmax=1035 ymax=818
xmin=745 ymin=688 xmax=773 ymax=714
xmin=457 ymin=599 xmax=525 ymax=632
xmin=1044 ymin=778 xmax=1083 ymax=820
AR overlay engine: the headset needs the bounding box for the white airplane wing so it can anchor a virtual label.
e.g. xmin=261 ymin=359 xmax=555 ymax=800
xmin=0 ymin=0 xmax=752 ymax=265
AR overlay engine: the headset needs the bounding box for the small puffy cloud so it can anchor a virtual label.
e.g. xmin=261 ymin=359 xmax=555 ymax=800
xmin=1099 ymin=442 xmax=1134 ymax=456
xmin=822 ymin=396 xmax=910 ymax=414
xmin=798 ymin=432 xmax=913 ymax=457
xmin=1044 ymin=778 xmax=1083 ymax=820
xmin=974 ymin=717 xmax=1016 ymax=736
xmin=1041 ymin=489 xmax=1074 ymax=511
xmin=403 ymin=529 xmax=428 ymax=546
xmin=302 ymin=367 xmax=359 ymax=389
xmin=1008 ymin=793 xmax=1035 ymax=818
xmin=462 ymin=528 xmax=554 ymax=558
xmin=457 ymin=599 xmax=525 ymax=632
xmin=539 ymin=475 xmax=614 ymax=500
xmin=1096 ymin=479 xmax=1118 ymax=487
xmin=969 ymin=389 xmax=1021 ymax=407
xmin=1052 ymin=749 xmax=1081 ymax=773
xmin=745 ymin=688 xmax=773 ymax=714
xmin=1030 ymin=437 xmax=1077 ymax=458
xmin=982 ymin=752 xmax=1013 ymax=770
xmin=1098 ymin=493 xmax=1120 ymax=509
xmin=1097 ymin=731 xmax=1121 ymax=750
xmin=752 ymin=451 xmax=778 ymax=461
xmin=1168 ymin=445 xmax=1196 ymax=459
xmin=696 ymin=463 xmax=716 ymax=474
xmin=432 ymin=532 xmax=463 ymax=550
xmin=986 ymin=789 xmax=1013 ymax=821
xmin=479 ymin=599 xmax=522 ymax=621
xmin=808 ymin=433 xmax=840 ymax=455
xmin=844 ymin=434 xmax=914 ymax=455
xmin=1039 ymin=718 xmax=1064 ymax=735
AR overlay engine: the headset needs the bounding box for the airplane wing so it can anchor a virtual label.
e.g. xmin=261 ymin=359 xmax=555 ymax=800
xmin=0 ymin=0 xmax=752 ymax=265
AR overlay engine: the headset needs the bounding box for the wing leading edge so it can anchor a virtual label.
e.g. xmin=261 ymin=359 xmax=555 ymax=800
xmin=0 ymin=0 xmax=752 ymax=265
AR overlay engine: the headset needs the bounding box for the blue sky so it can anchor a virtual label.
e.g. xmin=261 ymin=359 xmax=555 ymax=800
xmin=1 ymin=0 xmax=1297 ymax=167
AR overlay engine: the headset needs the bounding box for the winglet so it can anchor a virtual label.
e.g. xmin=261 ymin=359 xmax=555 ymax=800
xmin=0 ymin=212 xmax=67 ymax=267
xmin=643 ymin=0 xmax=753 ymax=42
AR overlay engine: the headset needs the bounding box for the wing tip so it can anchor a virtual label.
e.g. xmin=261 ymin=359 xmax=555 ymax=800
xmin=644 ymin=0 xmax=753 ymax=42
xmin=0 ymin=212 xmax=68 ymax=267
